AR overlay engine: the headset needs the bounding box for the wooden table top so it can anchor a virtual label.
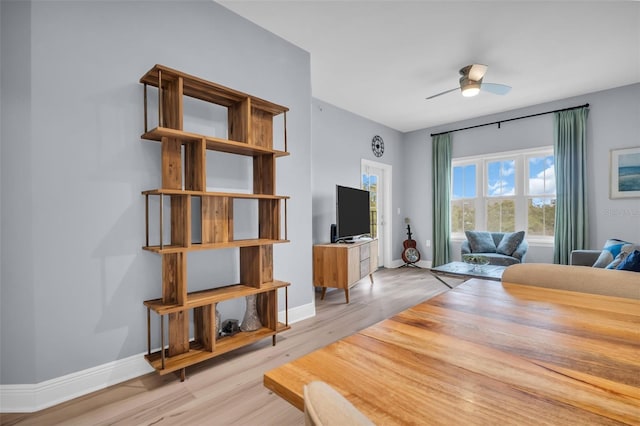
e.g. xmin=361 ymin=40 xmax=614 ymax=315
xmin=264 ymin=279 xmax=640 ymax=425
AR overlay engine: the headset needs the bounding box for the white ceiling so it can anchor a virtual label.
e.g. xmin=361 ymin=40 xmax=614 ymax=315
xmin=219 ymin=1 xmax=640 ymax=133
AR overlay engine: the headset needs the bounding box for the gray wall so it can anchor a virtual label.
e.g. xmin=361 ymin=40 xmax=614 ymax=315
xmin=2 ymin=0 xmax=638 ymax=391
xmin=404 ymin=83 xmax=640 ymax=264
xmin=1 ymin=0 xmax=312 ymax=384
xmin=311 ymin=99 xmax=406 ymax=255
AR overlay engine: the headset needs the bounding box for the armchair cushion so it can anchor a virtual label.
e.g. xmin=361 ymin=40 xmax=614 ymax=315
xmin=605 ymin=243 xmax=640 ymax=269
xmin=617 ymin=250 xmax=640 ymax=272
xmin=465 ymin=231 xmax=497 ymax=253
xmin=592 ymin=238 xmax=630 ymax=268
xmin=496 ymin=231 xmax=525 ymax=256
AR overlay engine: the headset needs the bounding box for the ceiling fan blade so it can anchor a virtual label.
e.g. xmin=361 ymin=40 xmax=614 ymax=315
xmin=467 ymin=64 xmax=488 ymax=81
xmin=480 ymin=83 xmax=511 ymax=95
xmin=426 ymin=87 xmax=459 ymax=100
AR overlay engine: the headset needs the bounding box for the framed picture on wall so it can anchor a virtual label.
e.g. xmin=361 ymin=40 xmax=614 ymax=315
xmin=610 ymin=147 xmax=640 ymax=199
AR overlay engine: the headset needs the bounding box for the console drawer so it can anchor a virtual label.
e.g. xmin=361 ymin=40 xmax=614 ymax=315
xmin=360 ymin=244 xmax=370 ymax=261
xmin=360 ymin=259 xmax=370 ymax=278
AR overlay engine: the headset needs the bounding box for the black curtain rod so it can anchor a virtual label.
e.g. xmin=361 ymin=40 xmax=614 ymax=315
xmin=430 ymin=103 xmax=590 ymax=137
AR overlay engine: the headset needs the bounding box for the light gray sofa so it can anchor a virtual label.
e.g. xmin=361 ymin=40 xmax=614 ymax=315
xmin=502 ymin=263 xmax=639 ymax=299
xmin=461 ymin=231 xmax=528 ymax=266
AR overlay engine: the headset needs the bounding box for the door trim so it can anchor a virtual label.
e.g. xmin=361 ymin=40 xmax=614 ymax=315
xmin=361 ymin=159 xmax=392 ymax=269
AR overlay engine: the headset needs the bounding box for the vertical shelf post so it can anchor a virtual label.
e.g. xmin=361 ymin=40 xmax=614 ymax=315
xmin=158 ymin=69 xmax=163 ymax=128
xmin=145 ymin=194 xmax=150 ymax=247
xmin=143 ymin=84 xmax=148 ymax=133
xmin=159 ymin=194 xmax=164 ymax=249
xmin=160 ymin=314 xmax=165 ymax=370
xmin=147 ymin=308 xmax=151 ymax=356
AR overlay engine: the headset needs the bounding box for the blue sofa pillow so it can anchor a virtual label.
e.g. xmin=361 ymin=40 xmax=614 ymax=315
xmin=465 ymin=231 xmax=497 ymax=253
xmin=605 ymin=244 xmax=640 ymax=269
xmin=496 ymin=231 xmax=525 ymax=256
xmin=616 ymin=250 xmax=640 ymax=272
xmin=592 ymin=238 xmax=630 ymax=268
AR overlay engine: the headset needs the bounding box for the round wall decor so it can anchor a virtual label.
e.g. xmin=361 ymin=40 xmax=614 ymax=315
xmin=371 ymin=135 xmax=384 ymax=157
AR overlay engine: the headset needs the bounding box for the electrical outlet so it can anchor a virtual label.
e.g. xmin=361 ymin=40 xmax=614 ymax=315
xmin=426 ymin=240 xmax=431 ymax=248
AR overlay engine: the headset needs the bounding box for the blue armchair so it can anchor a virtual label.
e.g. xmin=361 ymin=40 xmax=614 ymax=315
xmin=461 ymin=231 xmax=528 ymax=266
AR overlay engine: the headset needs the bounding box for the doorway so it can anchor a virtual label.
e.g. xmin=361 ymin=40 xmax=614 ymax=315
xmin=361 ymin=160 xmax=392 ymax=268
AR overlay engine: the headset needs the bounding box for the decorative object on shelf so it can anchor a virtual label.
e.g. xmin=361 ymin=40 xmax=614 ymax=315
xmin=240 ymin=294 xmax=262 ymax=332
xmin=610 ymin=146 xmax=640 ymax=199
xmin=221 ymin=319 xmax=240 ymax=336
xmin=401 ymin=218 xmax=421 ymax=267
xmin=462 ymin=254 xmax=490 ymax=271
xmin=371 ymin=135 xmax=384 ymax=157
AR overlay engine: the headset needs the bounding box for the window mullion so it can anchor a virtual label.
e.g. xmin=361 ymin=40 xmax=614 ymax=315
xmin=515 ymin=156 xmax=526 ymax=231
xmin=478 ymin=159 xmax=485 ymax=230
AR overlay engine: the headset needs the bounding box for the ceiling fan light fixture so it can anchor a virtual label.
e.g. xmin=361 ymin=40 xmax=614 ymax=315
xmin=461 ymin=83 xmax=480 ymax=97
xmin=426 ymin=64 xmax=510 ymax=100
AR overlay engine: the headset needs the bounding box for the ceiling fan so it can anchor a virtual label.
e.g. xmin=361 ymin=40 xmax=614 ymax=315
xmin=426 ymin=64 xmax=511 ymax=100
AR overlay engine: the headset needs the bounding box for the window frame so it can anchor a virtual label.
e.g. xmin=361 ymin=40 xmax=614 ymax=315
xmin=450 ymin=147 xmax=555 ymax=246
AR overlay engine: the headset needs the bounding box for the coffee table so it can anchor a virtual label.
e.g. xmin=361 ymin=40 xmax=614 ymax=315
xmin=429 ymin=261 xmax=506 ymax=288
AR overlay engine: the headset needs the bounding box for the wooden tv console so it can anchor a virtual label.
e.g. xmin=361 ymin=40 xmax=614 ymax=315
xmin=313 ymin=239 xmax=378 ymax=304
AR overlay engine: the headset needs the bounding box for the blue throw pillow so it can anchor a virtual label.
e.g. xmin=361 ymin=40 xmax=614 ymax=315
xmin=496 ymin=231 xmax=525 ymax=256
xmin=616 ymin=250 xmax=640 ymax=272
xmin=592 ymin=238 xmax=630 ymax=268
xmin=465 ymin=231 xmax=497 ymax=253
xmin=606 ymin=244 xmax=640 ymax=269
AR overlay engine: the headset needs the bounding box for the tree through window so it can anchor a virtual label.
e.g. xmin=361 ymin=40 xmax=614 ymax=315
xmin=451 ymin=164 xmax=476 ymax=233
xmin=527 ymin=154 xmax=556 ymax=237
xmin=486 ymin=159 xmax=516 ymax=232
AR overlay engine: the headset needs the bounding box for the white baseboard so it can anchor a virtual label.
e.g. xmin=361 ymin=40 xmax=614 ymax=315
xmin=387 ymin=259 xmax=432 ymax=268
xmin=0 ymin=354 xmax=154 ymax=413
xmin=0 ymin=304 xmax=316 ymax=413
xmin=281 ymin=301 xmax=316 ymax=325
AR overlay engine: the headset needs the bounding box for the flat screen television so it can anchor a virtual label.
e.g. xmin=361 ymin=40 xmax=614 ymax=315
xmin=336 ymin=185 xmax=371 ymax=242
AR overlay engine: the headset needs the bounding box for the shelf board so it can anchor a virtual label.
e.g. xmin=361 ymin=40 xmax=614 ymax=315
xmin=140 ymin=64 xmax=289 ymax=115
xmin=142 ymin=238 xmax=289 ymax=254
xmin=141 ymin=188 xmax=289 ymax=200
xmin=144 ymin=281 xmax=291 ymax=314
xmin=145 ymin=323 xmax=290 ymax=375
xmin=141 ymin=127 xmax=289 ymax=158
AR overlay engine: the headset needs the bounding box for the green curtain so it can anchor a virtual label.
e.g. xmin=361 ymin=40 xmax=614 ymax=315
xmin=432 ymin=133 xmax=452 ymax=267
xmin=553 ymin=107 xmax=589 ymax=264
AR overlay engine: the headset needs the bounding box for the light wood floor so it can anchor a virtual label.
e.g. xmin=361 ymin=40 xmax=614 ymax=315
xmin=1 ymin=267 xmax=462 ymax=426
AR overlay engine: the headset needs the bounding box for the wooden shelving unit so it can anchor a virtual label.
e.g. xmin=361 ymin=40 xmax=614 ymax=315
xmin=139 ymin=64 xmax=291 ymax=380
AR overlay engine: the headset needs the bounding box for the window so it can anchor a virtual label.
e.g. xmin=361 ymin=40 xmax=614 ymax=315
xmin=486 ymin=159 xmax=516 ymax=232
xmin=451 ymin=148 xmax=555 ymax=243
xmin=526 ymin=154 xmax=555 ymax=237
xmin=362 ymin=173 xmax=378 ymax=238
xmin=451 ymin=164 xmax=476 ymax=233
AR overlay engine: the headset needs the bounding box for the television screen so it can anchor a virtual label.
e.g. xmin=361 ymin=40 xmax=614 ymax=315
xmin=336 ymin=185 xmax=371 ymax=241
